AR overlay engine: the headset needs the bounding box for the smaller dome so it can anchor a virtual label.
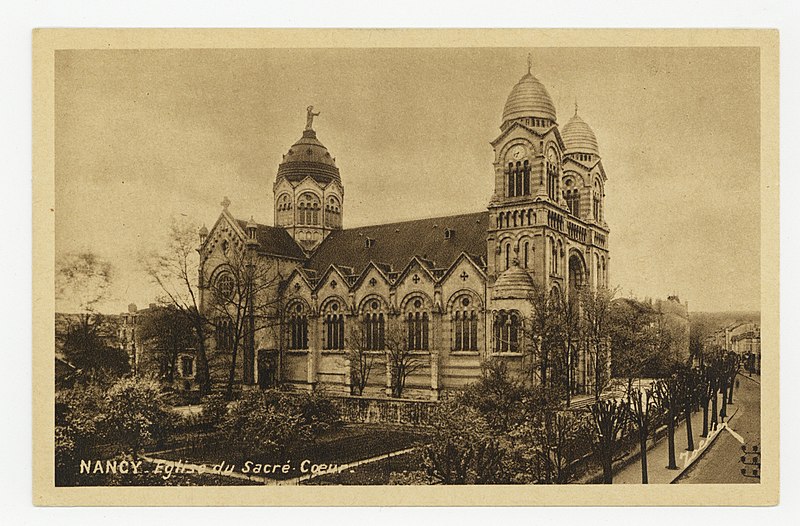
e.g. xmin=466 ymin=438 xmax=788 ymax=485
xmin=493 ymin=260 xmax=535 ymax=299
xmin=502 ymin=73 xmax=558 ymax=124
xmin=561 ymin=112 xmax=599 ymax=156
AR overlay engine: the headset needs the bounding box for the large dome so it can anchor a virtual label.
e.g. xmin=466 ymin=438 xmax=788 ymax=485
xmin=493 ymin=261 xmax=535 ymax=299
xmin=561 ymin=112 xmax=599 ymax=156
xmin=502 ymin=73 xmax=557 ymax=124
xmin=276 ymin=129 xmax=340 ymax=183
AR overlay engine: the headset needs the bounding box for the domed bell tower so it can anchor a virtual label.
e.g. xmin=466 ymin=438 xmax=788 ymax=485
xmin=487 ymin=57 xmax=565 ymax=289
xmin=274 ymin=106 xmax=344 ymax=251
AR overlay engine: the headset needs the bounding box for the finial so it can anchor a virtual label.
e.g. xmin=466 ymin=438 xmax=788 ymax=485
xmin=305 ymin=105 xmax=321 ymax=131
xmin=574 ymin=99 xmax=578 ymax=116
xmin=221 ymin=196 xmax=230 ymax=210
xmin=526 ymin=53 xmax=532 ymax=74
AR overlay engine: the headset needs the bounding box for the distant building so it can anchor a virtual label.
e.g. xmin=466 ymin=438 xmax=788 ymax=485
xmin=119 ymin=303 xmax=198 ymax=385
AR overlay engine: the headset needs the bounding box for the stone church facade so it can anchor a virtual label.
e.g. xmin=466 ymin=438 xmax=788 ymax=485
xmin=197 ymin=65 xmax=611 ymax=400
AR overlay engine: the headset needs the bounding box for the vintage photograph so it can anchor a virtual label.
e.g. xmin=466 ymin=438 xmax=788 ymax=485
xmin=34 ymin=30 xmax=778 ymax=504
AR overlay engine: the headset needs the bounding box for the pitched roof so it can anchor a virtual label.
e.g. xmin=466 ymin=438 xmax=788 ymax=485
xmin=306 ymin=211 xmax=489 ymax=275
xmin=234 ymin=219 xmax=306 ymax=260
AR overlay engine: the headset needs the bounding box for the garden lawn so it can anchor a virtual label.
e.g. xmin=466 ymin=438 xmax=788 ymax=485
xmin=304 ymin=449 xmax=426 ymax=485
xmin=155 ymin=424 xmax=427 ymax=480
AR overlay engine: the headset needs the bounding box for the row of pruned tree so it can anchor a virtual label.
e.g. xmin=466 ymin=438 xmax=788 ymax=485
xmin=589 ymin=348 xmax=742 ymax=483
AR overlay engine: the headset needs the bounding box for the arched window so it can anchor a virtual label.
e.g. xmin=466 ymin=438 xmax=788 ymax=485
xmin=565 ymin=188 xmax=580 ymax=216
xmin=493 ymin=310 xmax=521 ymax=353
xmin=523 ymin=241 xmax=530 ymax=269
xmin=523 ymin=160 xmax=530 ymax=195
xmin=550 ymin=239 xmax=558 ymax=275
xmin=504 ymin=242 xmax=511 ymax=271
xmin=297 ymin=192 xmax=321 ymax=226
xmin=325 ymin=196 xmax=341 ymax=228
xmin=276 ymin=193 xmax=293 ymax=226
xmin=323 ymin=300 xmax=345 ymax=350
xmin=362 ymin=299 xmax=385 ymax=350
xmin=593 ymin=181 xmax=603 ymax=221
xmin=406 ymin=298 xmax=429 ymax=351
xmin=286 ymin=302 xmax=309 ymax=350
xmin=452 ymin=296 xmax=479 ymax=351
xmin=214 ymin=317 xmax=234 ymax=350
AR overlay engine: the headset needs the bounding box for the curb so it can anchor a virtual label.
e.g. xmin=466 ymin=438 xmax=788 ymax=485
xmin=670 ymin=404 xmax=740 ymax=484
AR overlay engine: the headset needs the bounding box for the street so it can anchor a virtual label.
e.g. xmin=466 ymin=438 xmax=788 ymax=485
xmin=674 ymin=374 xmax=761 ymax=484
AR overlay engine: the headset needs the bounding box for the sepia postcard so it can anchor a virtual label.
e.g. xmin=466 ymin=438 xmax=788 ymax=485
xmin=32 ymin=28 xmax=779 ymax=506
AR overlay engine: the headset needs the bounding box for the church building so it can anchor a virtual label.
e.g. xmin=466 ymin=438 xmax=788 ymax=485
xmin=197 ymin=63 xmax=611 ymax=400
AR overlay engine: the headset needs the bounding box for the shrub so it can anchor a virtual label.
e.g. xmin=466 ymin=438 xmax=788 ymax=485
xmin=55 ymin=381 xmax=107 ymax=486
xmin=423 ymin=400 xmax=509 ymax=484
xmin=103 ymin=377 xmax=173 ymax=459
xmin=201 ymin=392 xmax=230 ymax=430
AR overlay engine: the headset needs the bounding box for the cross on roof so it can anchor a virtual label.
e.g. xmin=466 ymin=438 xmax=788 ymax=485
xmin=460 ymin=271 xmax=469 ymax=281
xmin=412 ymin=274 xmax=420 ymax=284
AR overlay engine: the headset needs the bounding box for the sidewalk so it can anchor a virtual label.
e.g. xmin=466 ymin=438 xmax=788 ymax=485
xmin=614 ymin=399 xmax=739 ymax=484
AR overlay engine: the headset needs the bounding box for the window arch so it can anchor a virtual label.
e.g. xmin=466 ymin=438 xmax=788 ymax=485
xmin=451 ymin=295 xmax=479 ymax=352
xmin=214 ymin=317 xmax=234 ymax=350
xmin=546 ymin=148 xmax=559 ymax=201
xmin=286 ymin=301 xmax=309 ymax=350
xmin=297 ymin=192 xmax=321 ymax=226
xmin=322 ymin=299 xmax=345 ymax=350
xmin=405 ymin=297 xmax=429 ymax=351
xmin=593 ymin=180 xmax=603 ymax=221
xmin=504 ymin=242 xmax=511 ymax=271
xmin=276 ymin=193 xmax=293 ymax=226
xmin=325 ymin=195 xmax=342 ymax=228
xmin=493 ymin=310 xmax=521 ymax=353
xmin=361 ymin=298 xmax=386 ymax=350
xmin=523 ymin=240 xmax=531 ymax=269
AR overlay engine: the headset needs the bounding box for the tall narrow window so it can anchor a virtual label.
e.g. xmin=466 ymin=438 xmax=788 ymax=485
xmin=515 ymin=161 xmax=523 ymax=196
xmin=287 ymin=304 xmax=309 ymax=350
xmin=362 ymin=301 xmax=385 ymax=350
xmin=493 ymin=310 xmax=521 ymax=353
xmin=524 ymin=241 xmax=530 ymax=268
xmin=407 ymin=300 xmax=429 ymax=351
xmin=453 ymin=297 xmax=479 ymax=351
xmin=523 ymin=160 xmax=530 ymax=195
xmin=505 ymin=243 xmax=511 ymax=270
xmin=323 ymin=302 xmax=345 ymax=350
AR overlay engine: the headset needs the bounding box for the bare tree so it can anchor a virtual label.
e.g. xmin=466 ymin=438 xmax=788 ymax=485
xmin=204 ymin=242 xmax=282 ymax=400
xmin=525 ymin=281 xmax=562 ymax=388
xmin=626 ymin=386 xmax=659 ymax=483
xmin=385 ymin=322 xmax=424 ymax=399
xmin=582 ymin=287 xmax=616 ymax=400
xmin=589 ymin=398 xmax=628 ymax=484
xmin=532 ymin=411 xmax=592 ymax=484
xmin=609 ymin=297 xmax=658 ymax=393
xmin=56 ymin=250 xmax=114 ymax=341
xmin=555 ymin=289 xmax=582 ymax=408
xmin=346 ymin=321 xmax=378 ymax=396
xmin=677 ymin=366 xmax=699 ymax=451
xmin=653 ymin=375 xmax=681 ymax=470
xmin=141 ymin=218 xmax=212 ymax=394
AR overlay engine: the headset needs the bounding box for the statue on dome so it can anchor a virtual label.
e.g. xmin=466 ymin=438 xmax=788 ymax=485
xmin=305 ymin=105 xmax=320 ymax=130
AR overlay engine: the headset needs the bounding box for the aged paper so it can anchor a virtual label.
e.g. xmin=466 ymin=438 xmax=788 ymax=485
xmin=33 ymin=28 xmax=779 ymax=506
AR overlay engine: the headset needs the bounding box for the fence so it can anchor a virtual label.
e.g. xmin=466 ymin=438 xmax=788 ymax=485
xmin=330 ymin=395 xmax=438 ymax=427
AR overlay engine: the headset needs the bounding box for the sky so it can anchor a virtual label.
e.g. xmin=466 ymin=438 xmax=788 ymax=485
xmin=54 ymin=47 xmax=761 ymax=313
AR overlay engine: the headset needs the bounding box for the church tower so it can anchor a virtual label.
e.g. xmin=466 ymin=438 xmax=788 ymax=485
xmin=273 ymin=106 xmax=344 ymax=251
xmin=486 ymin=58 xmax=609 ymax=301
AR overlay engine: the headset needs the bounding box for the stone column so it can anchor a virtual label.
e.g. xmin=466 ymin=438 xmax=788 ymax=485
xmin=307 ymin=315 xmax=319 ymax=390
xmin=430 ymin=351 xmax=440 ymax=400
xmin=385 ymin=352 xmax=392 ymax=397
